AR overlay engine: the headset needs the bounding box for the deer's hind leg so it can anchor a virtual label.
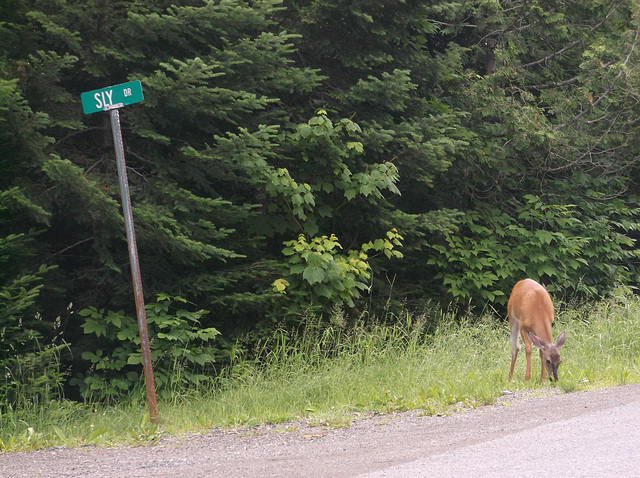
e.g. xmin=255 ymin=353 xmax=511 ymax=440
xmin=508 ymin=317 xmax=520 ymax=381
xmin=521 ymin=329 xmax=533 ymax=381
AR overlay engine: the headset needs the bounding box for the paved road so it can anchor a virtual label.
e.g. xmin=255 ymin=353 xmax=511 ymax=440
xmin=361 ymin=396 xmax=640 ymax=477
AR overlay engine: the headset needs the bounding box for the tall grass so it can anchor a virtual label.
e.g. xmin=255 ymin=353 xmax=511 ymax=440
xmin=2 ymin=289 xmax=640 ymax=451
xmin=557 ymin=288 xmax=640 ymax=390
xmin=198 ymin=311 xmax=508 ymax=429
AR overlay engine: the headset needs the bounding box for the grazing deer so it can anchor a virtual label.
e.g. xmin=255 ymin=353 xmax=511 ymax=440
xmin=507 ymin=279 xmax=566 ymax=382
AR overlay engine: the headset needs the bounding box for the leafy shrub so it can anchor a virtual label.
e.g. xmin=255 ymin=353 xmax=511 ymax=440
xmin=71 ymin=294 xmax=221 ymax=401
xmin=273 ymin=229 xmax=403 ymax=310
xmin=428 ymin=195 xmax=640 ymax=304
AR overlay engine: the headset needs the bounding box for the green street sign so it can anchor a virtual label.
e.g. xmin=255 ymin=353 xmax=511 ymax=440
xmin=81 ymin=80 xmax=144 ymax=115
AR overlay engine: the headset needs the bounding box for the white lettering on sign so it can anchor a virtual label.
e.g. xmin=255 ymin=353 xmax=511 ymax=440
xmin=94 ymin=90 xmax=114 ymax=109
xmin=81 ymin=81 xmax=142 ymax=114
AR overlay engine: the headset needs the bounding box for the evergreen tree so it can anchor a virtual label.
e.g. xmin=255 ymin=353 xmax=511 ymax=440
xmin=421 ymin=0 xmax=640 ymax=302
xmin=1 ymin=0 xmax=405 ymax=398
xmin=279 ymin=0 xmax=478 ymax=308
xmin=279 ymin=0 xmax=640 ymax=306
xmin=0 ymin=52 xmax=65 ymax=402
xmin=1 ymin=1 xmax=327 ymax=397
xmin=3 ymin=0 xmax=640 ymax=401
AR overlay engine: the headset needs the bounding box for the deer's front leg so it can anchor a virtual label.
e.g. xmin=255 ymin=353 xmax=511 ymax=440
xmin=539 ymin=349 xmax=547 ymax=382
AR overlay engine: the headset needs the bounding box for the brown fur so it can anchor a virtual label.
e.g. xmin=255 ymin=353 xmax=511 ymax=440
xmin=507 ymin=279 xmax=566 ymax=382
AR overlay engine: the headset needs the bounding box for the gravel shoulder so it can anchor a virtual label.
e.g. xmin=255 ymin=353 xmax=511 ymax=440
xmin=2 ymin=383 xmax=640 ymax=478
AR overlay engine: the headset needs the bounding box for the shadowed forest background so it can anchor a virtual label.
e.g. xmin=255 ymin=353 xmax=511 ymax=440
xmin=3 ymin=0 xmax=640 ymax=405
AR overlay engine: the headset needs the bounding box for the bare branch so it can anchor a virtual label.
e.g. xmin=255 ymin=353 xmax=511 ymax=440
xmin=554 ymin=87 xmax=612 ymax=131
xmin=54 ymin=126 xmax=104 ymax=146
xmin=520 ymin=39 xmax=583 ymax=69
xmin=51 ymin=237 xmax=95 ymax=257
xmin=528 ymin=76 xmax=580 ymax=91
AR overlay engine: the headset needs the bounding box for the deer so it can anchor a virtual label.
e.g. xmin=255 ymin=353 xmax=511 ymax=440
xmin=507 ymin=278 xmax=566 ymax=382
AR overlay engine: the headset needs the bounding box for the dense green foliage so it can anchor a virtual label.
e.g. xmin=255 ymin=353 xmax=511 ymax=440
xmin=2 ymin=0 xmax=640 ymax=403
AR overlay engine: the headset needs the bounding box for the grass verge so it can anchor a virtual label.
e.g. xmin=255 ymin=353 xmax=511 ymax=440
xmin=2 ymin=288 xmax=640 ymax=451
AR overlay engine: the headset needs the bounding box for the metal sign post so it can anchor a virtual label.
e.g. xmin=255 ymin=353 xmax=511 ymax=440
xmin=82 ymin=81 xmax=158 ymax=423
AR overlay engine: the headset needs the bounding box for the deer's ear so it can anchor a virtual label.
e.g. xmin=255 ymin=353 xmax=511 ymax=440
xmin=528 ymin=332 xmax=547 ymax=350
xmin=555 ymin=331 xmax=566 ymax=348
